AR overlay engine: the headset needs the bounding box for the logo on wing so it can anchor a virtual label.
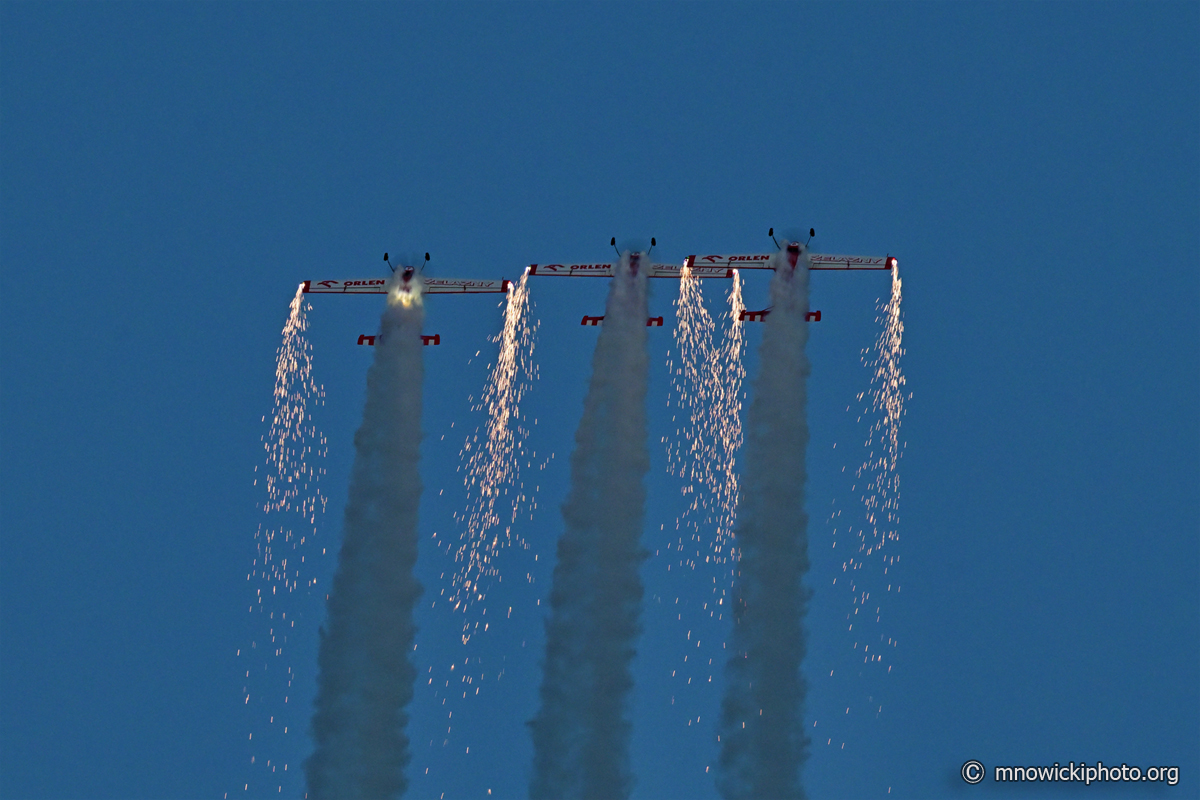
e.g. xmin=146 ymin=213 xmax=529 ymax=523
xmin=809 ymin=255 xmax=887 ymax=267
xmin=425 ymin=278 xmax=493 ymax=288
xmin=700 ymin=254 xmax=770 ymax=264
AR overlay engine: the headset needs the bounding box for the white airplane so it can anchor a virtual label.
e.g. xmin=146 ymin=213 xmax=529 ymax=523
xmin=303 ymin=252 xmax=511 ymax=345
xmin=527 ymin=238 xmax=734 ymax=280
xmin=526 ymin=232 xmax=896 ymax=280
xmin=681 ymin=229 xmax=896 ymax=276
xmin=527 ymin=231 xmax=896 ymax=324
xmin=303 ymin=252 xmax=511 ymax=302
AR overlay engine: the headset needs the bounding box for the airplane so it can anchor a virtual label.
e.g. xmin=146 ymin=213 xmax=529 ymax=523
xmin=305 ymin=231 xmax=896 ymax=333
xmin=303 ymin=252 xmax=511 ymax=302
xmin=527 ymin=238 xmax=735 ymax=280
xmin=525 ymin=231 xmax=896 ymax=280
xmin=527 ymin=231 xmax=896 ymax=324
xmin=682 ymin=229 xmax=897 ymax=274
xmin=303 ymin=252 xmax=512 ymax=345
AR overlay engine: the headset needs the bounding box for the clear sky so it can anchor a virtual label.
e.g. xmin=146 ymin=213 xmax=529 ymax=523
xmin=2 ymin=2 xmax=1197 ymax=798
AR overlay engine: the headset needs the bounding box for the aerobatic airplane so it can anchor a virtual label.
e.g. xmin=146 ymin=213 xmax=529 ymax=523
xmin=526 ymin=231 xmax=897 ymax=324
xmin=304 ymin=253 xmax=511 ymax=301
xmin=302 ymin=232 xmax=898 ymax=336
xmin=303 ymin=253 xmax=511 ymax=345
xmin=526 ymin=231 xmax=896 ymax=280
xmin=527 ymin=238 xmax=735 ymax=281
xmin=683 ymin=229 xmax=896 ymax=275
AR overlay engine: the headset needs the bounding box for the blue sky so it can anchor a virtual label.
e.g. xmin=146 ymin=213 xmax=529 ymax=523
xmin=1 ymin=2 xmax=1196 ymax=798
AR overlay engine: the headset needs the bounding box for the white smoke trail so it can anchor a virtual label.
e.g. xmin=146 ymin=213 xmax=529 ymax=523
xmin=447 ymin=270 xmax=540 ymax=642
xmin=718 ymin=246 xmax=812 ymax=800
xmin=305 ymin=279 xmax=426 ymax=799
xmin=530 ymin=253 xmax=650 ymax=800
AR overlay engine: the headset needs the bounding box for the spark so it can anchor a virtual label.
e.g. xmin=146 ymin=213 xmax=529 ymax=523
xmin=823 ymin=261 xmax=906 ymax=732
xmin=666 ymin=267 xmax=746 ymax=570
xmin=851 ymin=261 xmax=905 ymax=591
xmin=238 ymin=284 xmax=329 ymax=796
xmin=253 ymin=284 xmax=328 ymax=595
xmin=262 ymin=284 xmax=328 ymax=522
xmin=661 ymin=267 xmax=746 ymax=713
xmin=446 ymin=270 xmax=540 ymax=640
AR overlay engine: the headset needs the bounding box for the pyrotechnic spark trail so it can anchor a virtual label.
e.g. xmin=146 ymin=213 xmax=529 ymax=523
xmin=718 ymin=247 xmax=812 ymax=800
xmin=238 ymin=284 xmax=328 ymax=796
xmin=858 ymin=262 xmax=905 ymax=553
xmin=660 ymin=269 xmax=747 ymax=730
xmin=305 ymin=277 xmax=425 ymax=799
xmin=261 ymin=284 xmax=328 ymax=521
xmin=531 ymin=253 xmax=649 ymax=800
xmin=817 ymin=261 xmax=906 ymax=747
xmin=254 ymin=285 xmax=329 ymax=594
xmin=445 ymin=270 xmax=540 ymax=643
xmin=835 ymin=262 xmax=906 ymax=664
xmin=666 ymin=268 xmax=747 ymax=565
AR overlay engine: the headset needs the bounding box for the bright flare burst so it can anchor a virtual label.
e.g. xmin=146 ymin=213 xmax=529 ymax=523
xmin=445 ymin=270 xmax=540 ymax=642
xmin=239 ymin=283 xmax=329 ymax=796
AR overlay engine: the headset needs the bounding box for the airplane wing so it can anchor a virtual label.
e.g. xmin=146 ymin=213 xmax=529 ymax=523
xmin=687 ymin=253 xmax=895 ymax=270
xmin=527 ymin=261 xmax=732 ymax=279
xmin=303 ymin=277 xmax=510 ymax=294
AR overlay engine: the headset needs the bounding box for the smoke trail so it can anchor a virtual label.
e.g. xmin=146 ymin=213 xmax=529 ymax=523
xmin=530 ymin=253 xmax=650 ymax=800
xmin=718 ymin=246 xmax=812 ymax=800
xmin=305 ymin=279 xmax=426 ymax=799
